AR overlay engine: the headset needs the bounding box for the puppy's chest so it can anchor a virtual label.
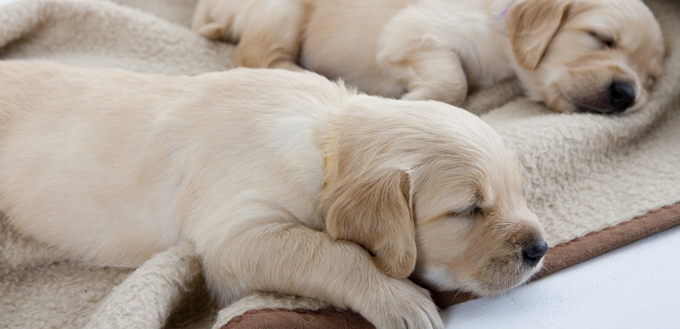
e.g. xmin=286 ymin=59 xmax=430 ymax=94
xmin=451 ymin=27 xmax=515 ymax=88
xmin=418 ymin=1 xmax=516 ymax=87
xmin=463 ymin=49 xmax=515 ymax=89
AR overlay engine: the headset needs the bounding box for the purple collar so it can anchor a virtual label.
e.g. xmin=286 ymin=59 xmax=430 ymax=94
xmin=494 ymin=0 xmax=517 ymax=20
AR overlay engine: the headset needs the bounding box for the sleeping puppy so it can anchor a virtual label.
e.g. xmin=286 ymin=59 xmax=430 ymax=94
xmin=192 ymin=0 xmax=665 ymax=114
xmin=0 ymin=61 xmax=547 ymax=329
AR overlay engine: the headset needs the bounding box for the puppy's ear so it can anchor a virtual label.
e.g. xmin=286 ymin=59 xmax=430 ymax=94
xmin=322 ymin=168 xmax=416 ymax=279
xmin=507 ymin=0 xmax=572 ymax=69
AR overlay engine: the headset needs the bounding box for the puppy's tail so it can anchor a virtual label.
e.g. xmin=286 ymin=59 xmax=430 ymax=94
xmin=191 ymin=0 xmax=232 ymax=40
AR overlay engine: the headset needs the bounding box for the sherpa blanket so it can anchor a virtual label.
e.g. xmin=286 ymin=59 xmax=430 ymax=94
xmin=0 ymin=0 xmax=679 ymax=328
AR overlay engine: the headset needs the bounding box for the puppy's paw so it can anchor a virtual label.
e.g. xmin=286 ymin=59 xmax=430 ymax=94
xmin=196 ymin=22 xmax=226 ymax=40
xmin=359 ymin=279 xmax=443 ymax=329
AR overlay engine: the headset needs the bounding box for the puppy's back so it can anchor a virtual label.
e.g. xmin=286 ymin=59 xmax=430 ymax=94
xmin=0 ymin=61 xmax=349 ymax=267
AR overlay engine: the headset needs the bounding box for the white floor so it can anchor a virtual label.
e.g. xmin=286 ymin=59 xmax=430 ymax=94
xmin=442 ymin=224 xmax=680 ymax=329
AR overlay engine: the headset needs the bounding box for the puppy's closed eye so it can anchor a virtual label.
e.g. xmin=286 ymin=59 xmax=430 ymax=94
xmin=588 ymin=31 xmax=615 ymax=49
xmin=447 ymin=204 xmax=484 ymax=219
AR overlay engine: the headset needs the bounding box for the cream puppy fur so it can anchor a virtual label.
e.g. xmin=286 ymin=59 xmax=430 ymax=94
xmin=192 ymin=0 xmax=665 ymax=114
xmin=0 ymin=61 xmax=547 ymax=329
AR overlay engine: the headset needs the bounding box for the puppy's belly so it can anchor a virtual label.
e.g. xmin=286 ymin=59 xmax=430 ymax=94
xmin=0 ymin=115 xmax=185 ymax=268
xmin=0 ymin=153 xmax=184 ymax=267
xmin=299 ymin=0 xmax=412 ymax=98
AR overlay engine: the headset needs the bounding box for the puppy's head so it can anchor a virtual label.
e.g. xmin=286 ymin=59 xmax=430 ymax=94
xmin=321 ymin=97 xmax=546 ymax=296
xmin=506 ymin=0 xmax=665 ymax=114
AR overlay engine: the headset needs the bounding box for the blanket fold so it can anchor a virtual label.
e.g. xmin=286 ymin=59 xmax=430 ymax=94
xmin=83 ymin=242 xmax=207 ymax=329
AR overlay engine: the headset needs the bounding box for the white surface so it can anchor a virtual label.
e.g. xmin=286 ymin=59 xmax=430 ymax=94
xmin=442 ymin=225 xmax=680 ymax=329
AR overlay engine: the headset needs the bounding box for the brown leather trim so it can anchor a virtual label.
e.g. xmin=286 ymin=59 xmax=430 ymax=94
xmin=219 ymin=307 xmax=373 ymax=329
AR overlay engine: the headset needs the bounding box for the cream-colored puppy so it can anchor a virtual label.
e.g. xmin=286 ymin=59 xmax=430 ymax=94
xmin=193 ymin=0 xmax=665 ymax=114
xmin=0 ymin=61 xmax=546 ymax=329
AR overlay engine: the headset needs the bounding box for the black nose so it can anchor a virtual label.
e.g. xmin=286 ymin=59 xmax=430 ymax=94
xmin=607 ymin=81 xmax=636 ymax=113
xmin=522 ymin=240 xmax=548 ymax=267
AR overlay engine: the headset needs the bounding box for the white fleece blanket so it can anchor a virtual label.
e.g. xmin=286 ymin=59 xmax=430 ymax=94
xmin=1 ymin=0 xmax=679 ymax=328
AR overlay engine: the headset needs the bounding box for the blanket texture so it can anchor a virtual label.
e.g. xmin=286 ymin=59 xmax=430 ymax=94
xmin=0 ymin=0 xmax=679 ymax=328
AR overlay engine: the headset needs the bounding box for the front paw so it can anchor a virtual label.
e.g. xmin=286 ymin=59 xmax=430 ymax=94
xmin=357 ymin=279 xmax=443 ymax=329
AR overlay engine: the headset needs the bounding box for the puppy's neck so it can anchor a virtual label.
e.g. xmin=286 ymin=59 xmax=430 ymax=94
xmin=492 ymin=0 xmax=517 ymax=21
xmin=437 ymin=0 xmax=517 ymax=89
xmin=322 ymin=130 xmax=339 ymax=188
xmin=485 ymin=0 xmax=522 ymax=84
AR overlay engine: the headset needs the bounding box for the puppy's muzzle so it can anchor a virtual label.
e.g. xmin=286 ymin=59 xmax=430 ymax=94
xmin=576 ymin=80 xmax=636 ymax=114
xmin=521 ymin=240 xmax=548 ymax=267
xmin=607 ymin=81 xmax=636 ymax=113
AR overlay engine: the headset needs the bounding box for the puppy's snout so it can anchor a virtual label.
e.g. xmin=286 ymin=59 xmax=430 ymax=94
xmin=522 ymin=240 xmax=548 ymax=267
xmin=607 ymin=81 xmax=636 ymax=113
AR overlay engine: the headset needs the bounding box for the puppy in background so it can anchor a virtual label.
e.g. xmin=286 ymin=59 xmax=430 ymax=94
xmin=0 ymin=61 xmax=546 ymax=329
xmin=192 ymin=0 xmax=665 ymax=114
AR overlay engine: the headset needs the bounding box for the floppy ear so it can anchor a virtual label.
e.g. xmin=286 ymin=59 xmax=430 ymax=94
xmin=321 ymin=168 xmax=416 ymax=279
xmin=507 ymin=0 xmax=572 ymax=69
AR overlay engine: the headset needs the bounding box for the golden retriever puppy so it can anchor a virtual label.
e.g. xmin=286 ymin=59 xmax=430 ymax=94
xmin=0 ymin=61 xmax=546 ymax=329
xmin=192 ymin=0 xmax=665 ymax=114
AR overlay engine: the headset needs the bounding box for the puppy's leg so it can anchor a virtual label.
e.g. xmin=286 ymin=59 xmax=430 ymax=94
xmin=233 ymin=30 xmax=304 ymax=71
xmin=231 ymin=1 xmax=307 ymax=71
xmin=192 ymin=0 xmax=232 ymax=40
xmin=191 ymin=0 xmax=305 ymax=71
xmin=196 ymin=220 xmax=443 ymax=329
xmin=378 ymin=45 xmax=468 ymax=106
